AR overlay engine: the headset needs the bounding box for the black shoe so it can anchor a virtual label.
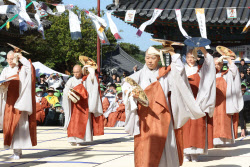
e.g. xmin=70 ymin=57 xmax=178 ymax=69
xmin=0 ymin=130 xmax=3 ymax=133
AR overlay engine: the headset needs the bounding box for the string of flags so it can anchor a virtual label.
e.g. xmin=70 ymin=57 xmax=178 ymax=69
xmin=0 ymin=0 xmax=249 ymax=41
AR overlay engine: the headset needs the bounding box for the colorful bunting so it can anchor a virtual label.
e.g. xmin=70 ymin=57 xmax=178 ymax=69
xmin=136 ymin=8 xmax=163 ymax=37
xmin=124 ymin=10 xmax=136 ymax=23
xmin=175 ymin=9 xmax=191 ymax=39
xmin=227 ymin=8 xmax=237 ymax=19
xmin=68 ymin=6 xmax=82 ymax=40
xmin=85 ymin=10 xmax=109 ymax=44
xmin=106 ymin=11 xmax=122 ymax=40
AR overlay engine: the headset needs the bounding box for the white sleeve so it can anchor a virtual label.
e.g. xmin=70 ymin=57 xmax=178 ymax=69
xmin=196 ymin=53 xmax=216 ymax=117
xmin=228 ymin=62 xmax=237 ymax=79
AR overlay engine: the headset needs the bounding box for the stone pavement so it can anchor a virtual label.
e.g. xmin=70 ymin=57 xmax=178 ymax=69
xmin=0 ymin=126 xmax=249 ymax=167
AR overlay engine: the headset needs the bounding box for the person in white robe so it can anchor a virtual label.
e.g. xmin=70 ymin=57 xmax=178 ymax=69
xmin=0 ymin=51 xmax=33 ymax=160
xmin=122 ymin=46 xmax=206 ymax=167
xmin=213 ymin=53 xmax=243 ymax=146
xmin=183 ymin=47 xmax=216 ymax=162
xmin=63 ymin=65 xmax=103 ymax=146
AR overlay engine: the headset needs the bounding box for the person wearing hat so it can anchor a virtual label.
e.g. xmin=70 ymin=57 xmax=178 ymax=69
xmin=35 ymin=88 xmax=50 ymax=126
xmin=182 ymin=47 xmax=216 ymax=162
xmin=122 ymin=45 xmax=205 ymax=167
xmin=212 ymin=49 xmax=243 ymax=147
xmin=46 ymin=73 xmax=63 ymax=90
xmin=45 ymin=87 xmax=59 ymax=107
xmin=104 ymin=91 xmax=125 ymax=127
xmin=63 ymin=64 xmax=103 ymax=146
xmin=38 ymin=73 xmax=48 ymax=88
xmin=0 ymin=46 xmax=37 ymax=160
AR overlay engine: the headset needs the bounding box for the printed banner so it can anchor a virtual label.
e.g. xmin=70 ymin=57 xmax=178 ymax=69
xmin=195 ymin=8 xmax=210 ymax=49
xmin=107 ymin=11 xmax=122 ymax=40
xmin=68 ymin=9 xmax=82 ymax=40
xmin=242 ymin=19 xmax=250 ymax=33
xmin=175 ymin=9 xmax=191 ymax=39
xmin=33 ymin=1 xmax=48 ymax=18
xmin=227 ymin=8 xmax=237 ymax=19
xmin=125 ymin=10 xmax=136 ymax=23
xmin=136 ymin=9 xmax=163 ymax=37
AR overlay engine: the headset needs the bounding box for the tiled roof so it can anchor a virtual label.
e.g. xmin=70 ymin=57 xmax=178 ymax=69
xmin=103 ymin=45 xmax=144 ymax=75
xmin=107 ymin=0 xmax=249 ymax=24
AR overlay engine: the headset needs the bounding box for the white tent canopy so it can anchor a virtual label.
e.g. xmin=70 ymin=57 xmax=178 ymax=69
xmin=32 ymin=61 xmax=69 ymax=81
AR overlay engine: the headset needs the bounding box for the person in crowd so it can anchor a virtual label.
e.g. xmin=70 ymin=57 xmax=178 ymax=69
xmin=116 ymin=76 xmax=121 ymax=83
xmin=102 ymin=74 xmax=109 ymax=84
xmin=111 ymin=74 xmax=117 ymax=84
xmin=240 ymin=83 xmax=249 ymax=137
xmin=54 ymin=102 xmax=64 ymax=126
xmin=213 ymin=52 xmax=243 ymax=147
xmin=45 ymin=87 xmax=59 ymax=107
xmin=239 ymin=59 xmax=248 ymax=75
xmin=38 ymin=73 xmax=48 ymax=88
xmin=35 ymin=88 xmax=50 ymax=125
xmin=54 ymin=90 xmax=62 ymax=105
xmin=0 ymin=49 xmax=36 ymax=160
xmin=104 ymin=83 xmax=117 ymax=104
xmin=63 ymin=64 xmax=103 ymax=146
xmin=182 ymin=47 xmax=216 ymax=162
xmin=245 ymin=67 xmax=250 ymax=86
xmin=122 ymin=46 xmax=205 ymax=167
xmin=46 ymin=73 xmax=63 ymax=90
xmin=240 ymin=72 xmax=246 ymax=83
xmin=133 ymin=65 xmax=138 ymax=73
xmin=104 ymin=91 xmax=125 ymax=127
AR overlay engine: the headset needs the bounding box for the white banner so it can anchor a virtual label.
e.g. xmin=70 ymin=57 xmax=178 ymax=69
xmin=125 ymin=10 xmax=136 ymax=23
xmin=34 ymin=13 xmax=45 ymax=39
xmin=136 ymin=9 xmax=163 ymax=37
xmin=107 ymin=11 xmax=122 ymax=40
xmin=195 ymin=8 xmax=210 ymax=49
xmin=86 ymin=10 xmax=109 ymax=44
xmin=227 ymin=8 xmax=237 ymax=19
xmin=175 ymin=9 xmax=191 ymax=39
xmin=68 ymin=9 xmax=82 ymax=40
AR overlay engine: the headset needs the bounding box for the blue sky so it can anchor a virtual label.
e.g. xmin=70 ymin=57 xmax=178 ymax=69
xmin=63 ymin=0 xmax=159 ymax=51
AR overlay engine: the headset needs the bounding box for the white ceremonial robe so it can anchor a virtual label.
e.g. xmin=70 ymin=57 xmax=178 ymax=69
xmin=0 ymin=57 xmax=33 ymax=149
xmin=122 ymin=54 xmax=205 ymax=167
xmin=184 ymin=53 xmax=216 ymax=154
xmin=63 ymin=75 xmax=103 ymax=143
xmin=214 ymin=62 xmax=243 ymax=145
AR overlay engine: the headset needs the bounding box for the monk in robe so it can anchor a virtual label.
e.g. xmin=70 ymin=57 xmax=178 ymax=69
xmin=182 ymin=47 xmax=216 ymax=162
xmin=63 ymin=65 xmax=103 ymax=146
xmin=35 ymin=88 xmax=50 ymax=125
xmin=213 ymin=52 xmax=243 ymax=146
xmin=0 ymin=50 xmax=36 ymax=159
xmin=104 ymin=91 xmax=126 ymax=127
xmin=122 ymin=46 xmax=206 ymax=167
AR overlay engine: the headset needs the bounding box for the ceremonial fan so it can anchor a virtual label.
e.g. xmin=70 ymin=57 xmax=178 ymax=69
xmin=184 ymin=37 xmax=211 ymax=60
xmin=150 ymin=39 xmax=184 ymax=66
xmin=7 ymin=43 xmax=29 ymax=66
xmin=79 ymin=55 xmax=97 ymax=82
xmin=216 ymin=46 xmax=236 ymax=62
xmin=68 ymin=88 xmax=81 ymax=103
xmin=125 ymin=77 xmax=149 ymax=107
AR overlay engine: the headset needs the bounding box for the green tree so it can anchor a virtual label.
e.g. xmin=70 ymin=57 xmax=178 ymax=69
xmin=23 ymin=7 xmax=116 ymax=73
xmin=119 ymin=42 xmax=145 ymax=63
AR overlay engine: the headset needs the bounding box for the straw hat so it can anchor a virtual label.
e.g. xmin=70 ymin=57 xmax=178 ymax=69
xmin=79 ymin=56 xmax=98 ymax=69
xmin=7 ymin=43 xmax=29 ymax=54
xmin=125 ymin=77 xmax=149 ymax=107
xmin=47 ymin=87 xmax=56 ymax=92
xmin=216 ymin=46 xmax=236 ymax=60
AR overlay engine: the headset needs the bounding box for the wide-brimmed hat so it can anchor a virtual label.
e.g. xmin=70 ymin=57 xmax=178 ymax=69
xmin=47 ymin=87 xmax=56 ymax=92
xmin=79 ymin=56 xmax=98 ymax=69
xmin=54 ymin=90 xmax=61 ymax=97
xmin=7 ymin=43 xmax=29 ymax=54
xmin=36 ymin=88 xmax=43 ymax=93
xmin=216 ymin=46 xmax=236 ymax=60
xmin=54 ymin=102 xmax=62 ymax=108
xmin=40 ymin=73 xmax=46 ymax=77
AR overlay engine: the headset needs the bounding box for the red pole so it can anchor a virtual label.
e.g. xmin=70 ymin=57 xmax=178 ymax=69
xmin=97 ymin=0 xmax=101 ymax=73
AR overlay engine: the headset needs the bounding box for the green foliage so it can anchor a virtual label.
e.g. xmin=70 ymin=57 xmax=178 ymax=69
xmin=23 ymin=7 xmax=116 ymax=73
xmin=119 ymin=42 xmax=145 ymax=63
